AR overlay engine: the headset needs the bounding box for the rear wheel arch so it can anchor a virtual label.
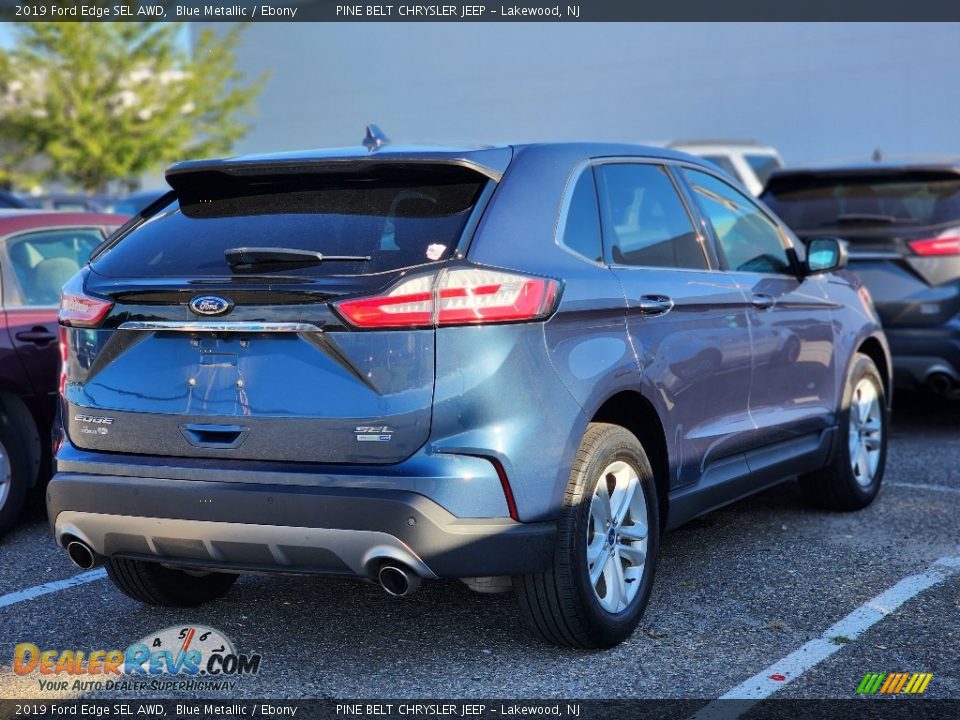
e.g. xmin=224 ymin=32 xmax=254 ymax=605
xmin=0 ymin=392 xmax=41 ymax=487
xmin=590 ymin=391 xmax=670 ymax=531
xmin=855 ymin=336 xmax=891 ymax=402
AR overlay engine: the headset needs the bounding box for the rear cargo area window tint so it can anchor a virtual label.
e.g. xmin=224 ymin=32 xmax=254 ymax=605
xmin=91 ymin=166 xmax=486 ymax=278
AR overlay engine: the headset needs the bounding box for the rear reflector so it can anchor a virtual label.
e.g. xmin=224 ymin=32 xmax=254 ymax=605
xmin=335 ymin=267 xmax=560 ymax=329
xmin=59 ymin=275 xmax=113 ymax=328
xmin=909 ymin=236 xmax=960 ymax=256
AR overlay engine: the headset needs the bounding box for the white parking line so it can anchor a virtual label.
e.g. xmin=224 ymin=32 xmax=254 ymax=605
xmin=0 ymin=569 xmax=106 ymax=609
xmin=691 ymin=553 xmax=960 ymax=718
xmin=889 ymin=482 xmax=960 ymax=495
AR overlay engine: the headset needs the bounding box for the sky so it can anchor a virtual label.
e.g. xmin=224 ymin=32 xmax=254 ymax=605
xmin=214 ymin=22 xmax=960 ymax=167
xmin=2 ymin=22 xmax=958 ymax=180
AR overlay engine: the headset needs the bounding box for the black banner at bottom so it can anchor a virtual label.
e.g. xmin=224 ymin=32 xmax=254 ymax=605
xmin=1 ymin=699 xmax=958 ymax=720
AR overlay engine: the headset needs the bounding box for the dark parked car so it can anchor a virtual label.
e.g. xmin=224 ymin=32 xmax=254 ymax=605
xmin=0 ymin=211 xmax=127 ymax=536
xmin=50 ymin=144 xmax=890 ymax=647
xmin=762 ymin=162 xmax=960 ymax=397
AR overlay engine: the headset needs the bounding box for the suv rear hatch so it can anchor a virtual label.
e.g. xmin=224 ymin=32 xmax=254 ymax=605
xmin=60 ymin=159 xmax=499 ymax=464
xmin=762 ymin=167 xmax=960 ymax=327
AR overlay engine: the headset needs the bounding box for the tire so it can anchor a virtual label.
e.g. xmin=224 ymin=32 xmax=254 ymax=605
xmin=514 ymin=423 xmax=660 ymax=648
xmin=799 ymin=353 xmax=888 ymax=511
xmin=106 ymin=558 xmax=237 ymax=607
xmin=0 ymin=417 xmax=30 ymax=540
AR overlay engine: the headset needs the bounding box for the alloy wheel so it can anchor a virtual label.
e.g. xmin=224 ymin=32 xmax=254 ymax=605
xmin=586 ymin=460 xmax=648 ymax=613
xmin=848 ymin=377 xmax=883 ymax=487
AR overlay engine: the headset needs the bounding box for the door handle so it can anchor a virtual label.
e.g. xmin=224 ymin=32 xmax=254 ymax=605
xmin=638 ymin=295 xmax=674 ymax=316
xmin=751 ymin=294 xmax=775 ymax=310
xmin=15 ymin=327 xmax=57 ymax=345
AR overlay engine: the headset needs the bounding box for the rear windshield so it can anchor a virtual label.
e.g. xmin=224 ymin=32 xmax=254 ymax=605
xmin=762 ymin=171 xmax=960 ymax=230
xmin=91 ymin=165 xmax=487 ymax=278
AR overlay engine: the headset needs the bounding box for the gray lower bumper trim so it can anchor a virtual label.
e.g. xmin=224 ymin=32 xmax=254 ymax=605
xmin=56 ymin=511 xmax=437 ymax=579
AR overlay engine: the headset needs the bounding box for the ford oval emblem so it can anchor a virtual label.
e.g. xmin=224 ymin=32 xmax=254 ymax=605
xmin=189 ymin=295 xmax=232 ymax=316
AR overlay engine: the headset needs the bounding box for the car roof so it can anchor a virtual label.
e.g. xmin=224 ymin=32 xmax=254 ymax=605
xmin=166 ymin=142 xmax=703 ymax=184
xmin=0 ymin=210 xmax=129 ymax=235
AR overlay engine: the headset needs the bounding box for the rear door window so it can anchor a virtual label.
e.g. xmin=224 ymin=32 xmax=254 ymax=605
xmin=595 ymin=163 xmax=708 ymax=270
xmin=683 ymin=168 xmax=792 ymax=274
xmin=92 ymin=165 xmax=488 ymax=278
xmin=6 ymin=228 xmax=103 ymax=306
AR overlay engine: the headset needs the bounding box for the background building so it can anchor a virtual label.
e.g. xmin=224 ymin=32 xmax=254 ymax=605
xmin=197 ymin=22 xmax=960 ymax=167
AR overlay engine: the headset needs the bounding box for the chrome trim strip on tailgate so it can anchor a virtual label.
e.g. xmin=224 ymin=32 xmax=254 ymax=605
xmin=118 ymin=321 xmax=322 ymax=333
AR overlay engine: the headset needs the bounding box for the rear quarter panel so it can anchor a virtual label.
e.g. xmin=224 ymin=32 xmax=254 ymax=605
xmin=456 ymin=147 xmax=675 ymax=520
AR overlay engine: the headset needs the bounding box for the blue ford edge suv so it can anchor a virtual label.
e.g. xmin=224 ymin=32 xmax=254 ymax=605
xmin=50 ymin=143 xmax=891 ymax=648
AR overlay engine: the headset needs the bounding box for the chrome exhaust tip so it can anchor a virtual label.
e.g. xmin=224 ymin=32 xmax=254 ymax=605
xmin=66 ymin=540 xmax=98 ymax=570
xmin=378 ymin=563 xmax=421 ymax=597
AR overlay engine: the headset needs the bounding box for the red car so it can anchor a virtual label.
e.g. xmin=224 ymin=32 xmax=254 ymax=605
xmin=0 ymin=210 xmax=128 ymax=536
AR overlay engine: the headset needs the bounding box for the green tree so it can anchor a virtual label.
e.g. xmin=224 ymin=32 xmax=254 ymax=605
xmin=0 ymin=22 xmax=266 ymax=193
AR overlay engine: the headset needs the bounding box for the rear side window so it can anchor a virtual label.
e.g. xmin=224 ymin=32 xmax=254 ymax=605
xmin=92 ymin=165 xmax=488 ymax=278
xmin=596 ymin=164 xmax=707 ymax=270
xmin=762 ymin=171 xmax=960 ymax=230
xmin=560 ymin=169 xmax=602 ymax=262
xmin=684 ymin=168 xmax=792 ymax=275
xmin=6 ymin=228 xmax=103 ymax=306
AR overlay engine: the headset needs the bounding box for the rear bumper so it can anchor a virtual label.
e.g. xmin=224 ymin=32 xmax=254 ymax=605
xmin=47 ymin=473 xmax=556 ymax=579
xmin=884 ymin=317 xmax=960 ymax=386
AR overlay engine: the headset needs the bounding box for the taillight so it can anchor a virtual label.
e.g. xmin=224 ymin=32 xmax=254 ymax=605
xmin=59 ymin=275 xmax=112 ymax=328
xmin=335 ymin=267 xmax=560 ymax=329
xmin=909 ymin=235 xmax=960 ymax=256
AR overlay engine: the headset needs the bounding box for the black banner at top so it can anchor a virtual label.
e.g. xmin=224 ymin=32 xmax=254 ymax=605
xmin=1 ymin=0 xmax=960 ymax=21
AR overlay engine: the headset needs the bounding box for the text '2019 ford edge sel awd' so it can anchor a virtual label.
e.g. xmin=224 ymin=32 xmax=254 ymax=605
xmin=50 ymin=143 xmax=890 ymax=648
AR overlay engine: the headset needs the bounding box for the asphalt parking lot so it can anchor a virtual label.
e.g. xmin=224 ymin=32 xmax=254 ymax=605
xmin=0 ymin=392 xmax=957 ymax=702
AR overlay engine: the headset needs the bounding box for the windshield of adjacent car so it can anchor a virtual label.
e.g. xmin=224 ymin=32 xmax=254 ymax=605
xmin=91 ymin=165 xmax=487 ymax=278
xmin=762 ymin=170 xmax=960 ymax=230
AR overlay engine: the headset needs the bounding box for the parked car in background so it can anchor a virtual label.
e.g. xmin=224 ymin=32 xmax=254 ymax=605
xmin=25 ymin=194 xmax=114 ymax=213
xmin=0 ymin=210 xmax=128 ymax=537
xmin=762 ymin=162 xmax=960 ymax=397
xmin=669 ymin=140 xmax=784 ymax=196
xmin=108 ymin=189 xmax=169 ymax=217
xmin=0 ymin=190 xmax=28 ymax=209
xmin=50 ymin=144 xmax=889 ymax=647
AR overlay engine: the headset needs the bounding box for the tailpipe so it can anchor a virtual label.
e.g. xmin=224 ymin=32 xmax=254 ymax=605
xmin=377 ymin=563 xmax=421 ymax=597
xmin=66 ymin=540 xmax=98 ymax=570
xmin=927 ymin=372 xmax=958 ymax=398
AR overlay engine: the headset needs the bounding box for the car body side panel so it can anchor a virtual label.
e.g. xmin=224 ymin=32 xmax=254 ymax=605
xmin=731 ymin=271 xmax=840 ymax=446
xmin=429 ymin=321 xmax=588 ymax=523
xmin=822 ymin=272 xmax=893 ymax=405
xmin=612 ymin=267 xmax=757 ymax=488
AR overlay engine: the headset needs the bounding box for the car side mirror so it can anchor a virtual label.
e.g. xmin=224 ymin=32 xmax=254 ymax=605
xmin=806 ymin=237 xmax=848 ymax=274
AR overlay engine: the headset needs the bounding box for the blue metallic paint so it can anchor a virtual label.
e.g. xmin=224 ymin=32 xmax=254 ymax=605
xmin=50 ymin=142 xmax=892 ymax=578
